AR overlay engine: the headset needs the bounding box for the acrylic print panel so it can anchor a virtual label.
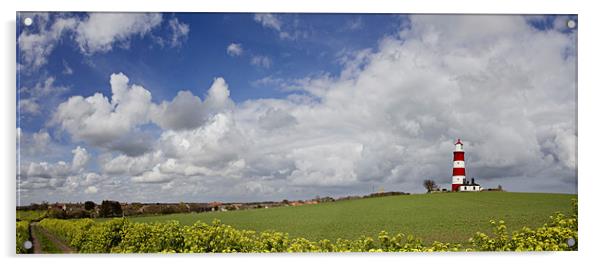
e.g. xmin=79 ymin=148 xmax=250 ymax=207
xmin=16 ymin=12 xmax=577 ymax=254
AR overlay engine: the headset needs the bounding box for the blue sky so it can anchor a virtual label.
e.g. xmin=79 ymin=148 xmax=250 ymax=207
xmin=17 ymin=13 xmax=577 ymax=205
xmin=19 ymin=13 xmax=402 ymax=101
xmin=18 ymin=13 xmax=407 ymax=136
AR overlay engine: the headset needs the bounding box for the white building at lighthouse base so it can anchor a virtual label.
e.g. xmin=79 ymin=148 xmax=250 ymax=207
xmin=459 ymin=185 xmax=482 ymax=191
xmin=458 ymin=178 xmax=482 ymax=192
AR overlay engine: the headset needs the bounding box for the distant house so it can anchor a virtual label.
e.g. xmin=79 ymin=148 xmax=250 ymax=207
xmin=208 ymin=202 xmax=223 ymax=211
xmin=289 ymin=201 xmax=305 ymax=206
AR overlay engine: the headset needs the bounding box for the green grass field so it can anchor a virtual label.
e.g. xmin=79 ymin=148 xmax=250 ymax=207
xmin=17 ymin=210 xmax=47 ymax=222
xmin=104 ymin=192 xmax=576 ymax=244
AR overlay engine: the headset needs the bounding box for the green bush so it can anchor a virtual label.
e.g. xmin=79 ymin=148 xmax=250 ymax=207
xmin=16 ymin=221 xmax=30 ymax=254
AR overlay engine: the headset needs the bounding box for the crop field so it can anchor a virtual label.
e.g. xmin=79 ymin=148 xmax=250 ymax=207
xmin=17 ymin=210 xmax=47 ymax=221
xmin=107 ymin=192 xmax=576 ymax=244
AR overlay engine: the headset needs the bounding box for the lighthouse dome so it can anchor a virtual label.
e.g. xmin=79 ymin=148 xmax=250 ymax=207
xmin=455 ymin=139 xmax=464 ymax=152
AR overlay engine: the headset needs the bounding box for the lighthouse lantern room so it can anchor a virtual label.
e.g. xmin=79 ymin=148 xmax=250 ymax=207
xmin=451 ymin=139 xmax=482 ymax=192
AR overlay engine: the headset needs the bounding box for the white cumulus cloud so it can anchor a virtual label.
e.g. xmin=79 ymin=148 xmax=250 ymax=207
xmin=84 ymin=186 xmax=98 ymax=194
xmin=254 ymin=13 xmax=281 ymax=31
xmin=52 ymin=73 xmax=152 ymax=148
xmin=74 ymin=13 xmax=162 ymax=54
xmin=226 ymin=43 xmax=243 ymax=56
xmin=71 ymin=146 xmax=90 ymax=173
xmin=167 ymin=17 xmax=190 ymax=47
xmin=18 ymin=13 xmax=190 ymax=70
xmin=18 ymin=14 xmax=78 ymax=70
xmin=19 ymin=77 xmax=68 ymax=116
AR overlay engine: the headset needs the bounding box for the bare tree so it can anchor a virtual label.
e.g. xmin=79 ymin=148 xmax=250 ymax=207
xmin=423 ymin=179 xmax=438 ymax=193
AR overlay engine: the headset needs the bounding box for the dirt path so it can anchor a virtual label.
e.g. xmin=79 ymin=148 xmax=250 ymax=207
xmin=30 ymin=222 xmax=75 ymax=254
xmin=29 ymin=222 xmax=42 ymax=254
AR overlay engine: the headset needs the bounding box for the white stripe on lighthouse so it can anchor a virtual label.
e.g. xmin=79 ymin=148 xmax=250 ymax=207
xmin=452 ymin=176 xmax=465 ymax=184
xmin=453 ymin=161 xmax=465 ymax=168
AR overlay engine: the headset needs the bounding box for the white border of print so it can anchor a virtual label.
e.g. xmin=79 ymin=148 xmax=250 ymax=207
xmin=1 ymin=1 xmax=599 ymax=266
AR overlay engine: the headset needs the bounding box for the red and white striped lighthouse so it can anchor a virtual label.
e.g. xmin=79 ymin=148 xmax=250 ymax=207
xmin=451 ymin=139 xmax=466 ymax=192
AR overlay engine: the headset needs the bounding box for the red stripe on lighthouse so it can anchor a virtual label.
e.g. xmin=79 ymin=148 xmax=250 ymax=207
xmin=453 ymin=152 xmax=464 ymax=161
xmin=452 ymin=168 xmax=465 ymax=176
